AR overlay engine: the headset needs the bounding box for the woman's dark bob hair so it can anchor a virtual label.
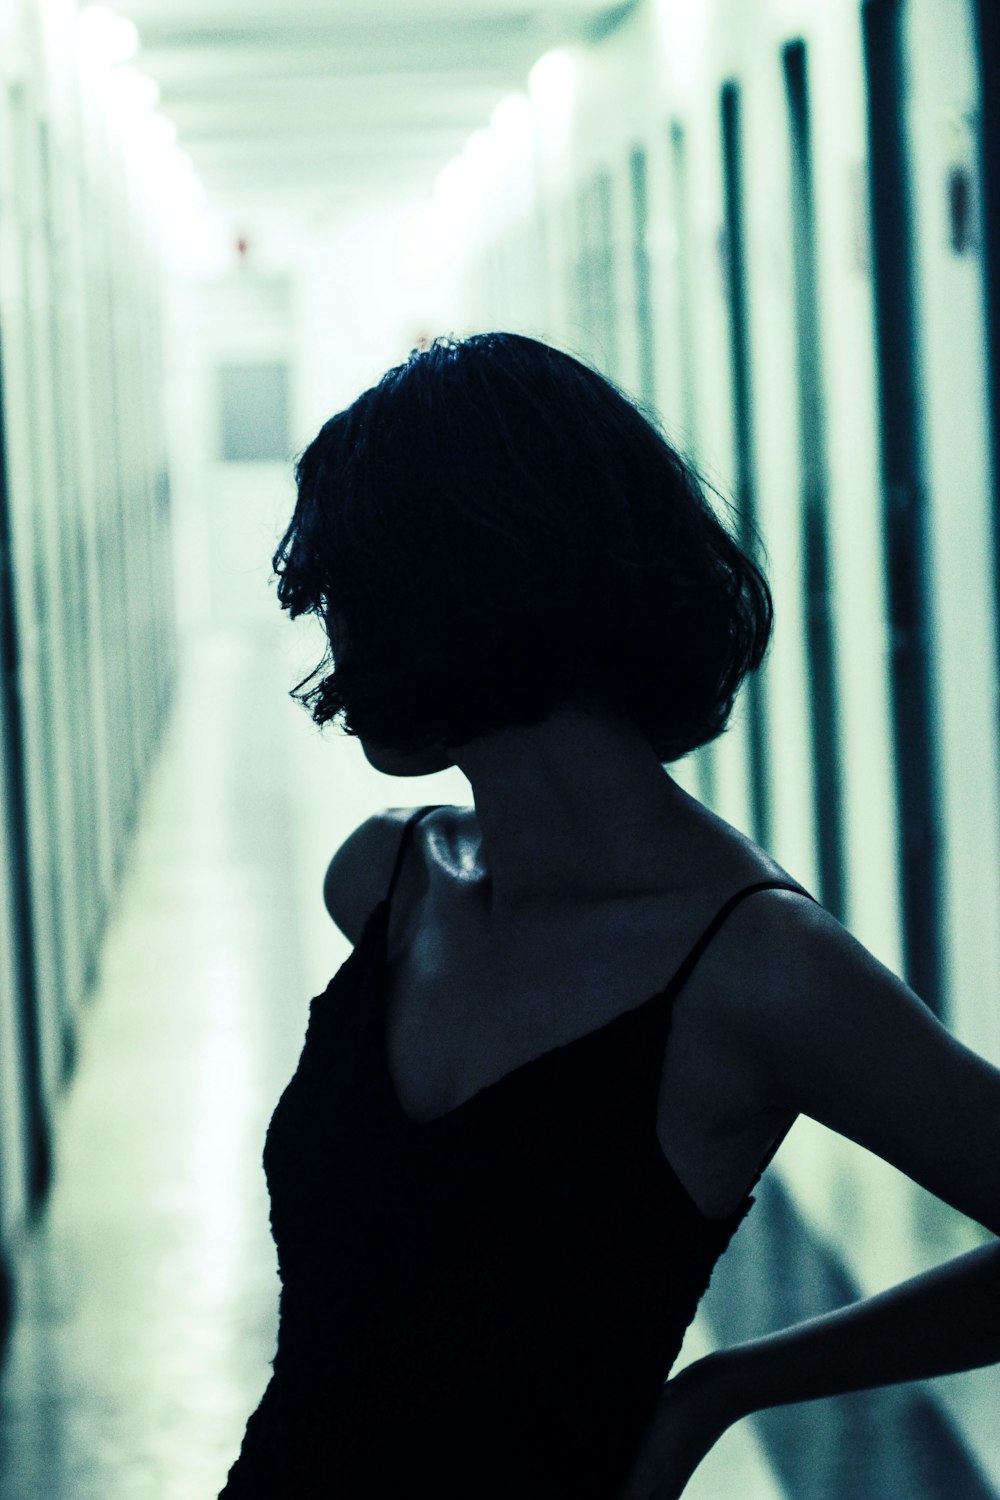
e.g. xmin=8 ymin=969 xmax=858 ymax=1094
xmin=272 ymin=332 xmax=772 ymax=763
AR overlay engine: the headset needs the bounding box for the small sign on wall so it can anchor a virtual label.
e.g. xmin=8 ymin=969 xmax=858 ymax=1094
xmin=940 ymin=109 xmax=980 ymax=256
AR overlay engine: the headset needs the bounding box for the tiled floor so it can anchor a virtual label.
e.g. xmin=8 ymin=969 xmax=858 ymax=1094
xmin=0 ymin=624 xmax=785 ymax=1499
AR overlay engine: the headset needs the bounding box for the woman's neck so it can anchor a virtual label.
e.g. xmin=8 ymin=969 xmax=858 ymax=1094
xmin=452 ymin=705 xmax=712 ymax=919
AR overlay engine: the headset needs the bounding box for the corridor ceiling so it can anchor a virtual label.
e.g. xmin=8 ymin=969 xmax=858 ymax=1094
xmin=114 ymin=0 xmax=633 ymax=225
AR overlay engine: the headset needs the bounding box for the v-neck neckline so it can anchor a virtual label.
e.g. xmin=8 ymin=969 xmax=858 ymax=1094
xmin=370 ymin=894 xmax=678 ymax=1130
xmin=350 ymin=843 xmax=811 ymax=1229
xmin=368 ymin=872 xmax=811 ymax=1132
xmin=362 ymin=894 xmax=777 ymax=1231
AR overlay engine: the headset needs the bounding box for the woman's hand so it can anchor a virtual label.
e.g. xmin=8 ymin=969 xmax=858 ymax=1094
xmin=615 ymin=1357 xmax=737 ymax=1500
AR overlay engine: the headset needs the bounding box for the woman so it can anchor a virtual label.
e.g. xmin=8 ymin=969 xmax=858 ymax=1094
xmin=220 ymin=333 xmax=1000 ymax=1499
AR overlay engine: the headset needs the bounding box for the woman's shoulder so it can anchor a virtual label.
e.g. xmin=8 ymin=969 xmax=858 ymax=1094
xmin=695 ymin=879 xmax=1000 ymax=1235
xmin=682 ymin=874 xmax=911 ymax=1108
xmin=323 ymin=805 xmax=445 ymax=943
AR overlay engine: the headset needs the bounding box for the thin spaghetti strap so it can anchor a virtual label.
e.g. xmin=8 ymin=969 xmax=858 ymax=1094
xmin=651 ymin=879 xmax=815 ymax=1214
xmin=384 ymin=805 xmax=441 ymax=906
xmin=664 ymin=880 xmax=816 ymax=1003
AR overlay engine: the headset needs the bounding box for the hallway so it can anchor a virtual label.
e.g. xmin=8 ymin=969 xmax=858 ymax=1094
xmin=1 ymin=0 xmax=999 ymax=1493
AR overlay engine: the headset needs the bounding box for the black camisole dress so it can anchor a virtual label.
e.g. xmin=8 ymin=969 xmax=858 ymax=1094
xmin=219 ymin=803 xmax=811 ymax=1498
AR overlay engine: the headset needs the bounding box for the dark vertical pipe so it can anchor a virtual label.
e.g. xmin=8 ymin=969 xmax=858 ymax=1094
xmin=783 ymin=40 xmax=847 ymax=920
xmin=0 ymin=332 xmax=53 ymax=1214
xmin=720 ymin=81 xmax=772 ymax=849
xmin=669 ymin=120 xmax=717 ymax=806
xmin=862 ymin=0 xmax=944 ymax=1013
xmin=974 ymin=0 xmax=1000 ymax=752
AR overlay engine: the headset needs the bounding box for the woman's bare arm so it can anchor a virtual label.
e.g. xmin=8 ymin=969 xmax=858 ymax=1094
xmin=619 ymin=1241 xmax=1000 ymax=1500
xmin=701 ymin=1237 xmax=999 ymax=1421
xmin=701 ymin=892 xmax=1000 ymax=1412
xmin=619 ymin=893 xmax=1000 ymax=1498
